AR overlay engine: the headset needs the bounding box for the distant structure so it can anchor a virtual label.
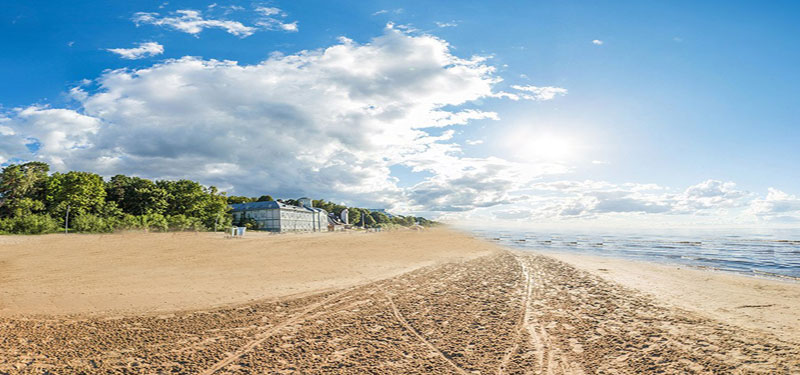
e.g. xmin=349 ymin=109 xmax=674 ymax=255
xmin=229 ymin=198 xmax=328 ymax=232
xmin=340 ymin=208 xmax=349 ymax=224
xmin=328 ymin=213 xmax=346 ymax=231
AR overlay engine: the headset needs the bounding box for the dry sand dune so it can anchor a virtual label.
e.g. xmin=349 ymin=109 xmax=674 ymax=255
xmin=1 ymin=229 xmax=799 ymax=374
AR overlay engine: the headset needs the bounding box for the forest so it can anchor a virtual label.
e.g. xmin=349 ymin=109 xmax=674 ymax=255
xmin=0 ymin=161 xmax=436 ymax=234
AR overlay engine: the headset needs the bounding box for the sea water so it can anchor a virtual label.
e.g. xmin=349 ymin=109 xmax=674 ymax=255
xmin=469 ymin=228 xmax=800 ymax=280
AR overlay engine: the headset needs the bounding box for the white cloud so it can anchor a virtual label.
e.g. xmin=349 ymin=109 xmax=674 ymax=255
xmin=3 ymin=28 xmax=547 ymax=212
xmin=509 ymin=85 xmax=568 ymax=101
xmin=133 ymin=9 xmax=257 ymax=37
xmin=372 ymin=9 xmax=403 ymax=16
xmin=254 ymin=6 xmax=282 ymax=16
xmin=253 ymin=6 xmax=298 ymax=32
xmin=465 ymin=139 xmax=483 ymax=145
xmin=7 ymin=26 xmax=788 ymax=225
xmin=256 ymin=19 xmax=298 ymax=32
xmin=750 ymin=188 xmax=800 ymax=218
xmin=592 ymin=39 xmax=604 ymax=45
xmin=520 ymin=179 xmax=747 ymax=219
xmin=132 ymin=6 xmax=299 ymax=37
xmin=107 ymin=42 xmax=164 ymax=60
xmin=435 ymin=21 xmax=458 ymax=28
xmin=675 ymin=179 xmax=747 ymax=211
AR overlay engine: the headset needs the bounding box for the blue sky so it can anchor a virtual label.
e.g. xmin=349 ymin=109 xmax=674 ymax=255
xmin=1 ymin=1 xmax=799 ymax=226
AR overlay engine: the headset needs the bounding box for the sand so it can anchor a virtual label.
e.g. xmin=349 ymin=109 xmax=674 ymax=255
xmin=1 ymin=229 xmax=799 ymax=374
xmin=0 ymin=230 xmax=495 ymax=316
xmin=538 ymin=251 xmax=800 ymax=344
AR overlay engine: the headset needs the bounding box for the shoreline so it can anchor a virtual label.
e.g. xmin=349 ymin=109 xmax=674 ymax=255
xmin=1 ymin=229 xmax=798 ymax=373
xmin=521 ymin=248 xmax=800 ymax=344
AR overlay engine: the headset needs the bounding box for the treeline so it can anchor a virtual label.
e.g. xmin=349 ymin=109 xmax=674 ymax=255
xmin=226 ymin=196 xmax=437 ymax=228
xmin=0 ymin=162 xmax=229 ymax=234
xmin=0 ymin=162 xmax=437 ymax=235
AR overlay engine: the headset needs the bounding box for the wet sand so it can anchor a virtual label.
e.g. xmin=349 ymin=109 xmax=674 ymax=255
xmin=1 ymin=229 xmax=799 ymax=373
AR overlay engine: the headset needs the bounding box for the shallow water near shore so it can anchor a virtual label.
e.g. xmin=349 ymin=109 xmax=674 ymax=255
xmin=470 ymin=227 xmax=800 ymax=279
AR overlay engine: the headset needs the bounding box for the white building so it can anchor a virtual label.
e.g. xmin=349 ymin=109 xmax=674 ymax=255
xmin=229 ymin=198 xmax=329 ymax=232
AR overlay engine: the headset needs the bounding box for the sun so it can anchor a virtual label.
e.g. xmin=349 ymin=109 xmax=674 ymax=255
xmin=526 ymin=135 xmax=575 ymax=160
xmin=504 ymin=130 xmax=579 ymax=162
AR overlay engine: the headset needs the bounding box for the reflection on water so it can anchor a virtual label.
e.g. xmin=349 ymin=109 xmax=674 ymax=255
xmin=470 ymin=228 xmax=800 ymax=280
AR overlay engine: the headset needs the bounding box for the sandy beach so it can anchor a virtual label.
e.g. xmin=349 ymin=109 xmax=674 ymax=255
xmin=1 ymin=229 xmax=799 ymax=374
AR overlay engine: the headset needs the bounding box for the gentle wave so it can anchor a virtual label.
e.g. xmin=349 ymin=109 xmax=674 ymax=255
xmin=471 ymin=228 xmax=800 ymax=280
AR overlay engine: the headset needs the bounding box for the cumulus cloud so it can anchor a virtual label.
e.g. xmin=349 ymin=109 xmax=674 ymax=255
xmin=3 ymin=27 xmax=555 ymax=212
xmin=522 ymin=179 xmax=747 ymax=219
xmin=675 ymin=179 xmax=747 ymax=211
xmin=465 ymin=139 xmax=483 ymax=145
xmin=592 ymin=39 xmax=604 ymax=45
xmin=133 ymin=9 xmax=257 ymax=37
xmin=1 ymin=106 xmax=102 ymax=170
xmin=750 ymin=188 xmax=800 ymax=218
xmin=107 ymin=42 xmax=164 ymax=60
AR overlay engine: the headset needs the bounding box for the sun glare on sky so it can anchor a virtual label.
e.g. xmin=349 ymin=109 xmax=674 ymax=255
xmin=504 ymin=129 xmax=580 ymax=163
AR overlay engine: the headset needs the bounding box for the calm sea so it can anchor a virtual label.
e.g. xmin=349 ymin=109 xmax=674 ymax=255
xmin=469 ymin=228 xmax=800 ymax=280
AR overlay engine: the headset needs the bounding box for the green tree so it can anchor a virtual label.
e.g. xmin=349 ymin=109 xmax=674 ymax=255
xmin=157 ymin=180 xmax=229 ymax=229
xmin=362 ymin=211 xmax=376 ymax=227
xmin=106 ymin=175 xmax=168 ymax=216
xmin=45 ymin=171 xmax=107 ymax=217
xmin=348 ymin=207 xmax=363 ymax=226
xmin=158 ymin=180 xmax=207 ymax=217
xmin=369 ymin=211 xmax=390 ymax=224
xmin=227 ymin=195 xmax=254 ymax=204
xmin=0 ymin=162 xmax=50 ymax=217
xmin=256 ymin=195 xmax=274 ymax=202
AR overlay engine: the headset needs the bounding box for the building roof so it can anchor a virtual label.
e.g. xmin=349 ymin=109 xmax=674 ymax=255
xmin=229 ymin=200 xmax=329 ymax=214
xmin=229 ymin=201 xmax=305 ymax=212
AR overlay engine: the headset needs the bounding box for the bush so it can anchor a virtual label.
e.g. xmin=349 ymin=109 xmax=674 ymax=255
xmin=167 ymin=214 xmax=206 ymax=231
xmin=72 ymin=214 xmax=115 ymax=233
xmin=117 ymin=214 xmax=144 ymax=231
xmin=0 ymin=214 xmax=61 ymax=234
xmin=377 ymin=222 xmax=404 ymax=231
xmin=141 ymin=213 xmax=168 ymax=232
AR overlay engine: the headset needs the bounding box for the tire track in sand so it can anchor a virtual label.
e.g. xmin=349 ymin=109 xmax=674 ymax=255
xmin=379 ymin=285 xmax=469 ymax=375
xmin=199 ymin=288 xmax=353 ymax=375
xmin=498 ymin=255 xmax=533 ymax=375
xmin=525 ymin=255 xmax=586 ymax=375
